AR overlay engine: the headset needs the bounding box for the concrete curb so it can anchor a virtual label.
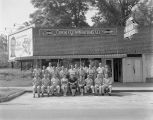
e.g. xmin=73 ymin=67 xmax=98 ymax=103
xmin=25 ymin=89 xmax=153 ymax=93
xmin=112 ymin=89 xmax=153 ymax=92
xmin=0 ymin=88 xmax=153 ymax=103
xmin=0 ymin=90 xmax=26 ymax=103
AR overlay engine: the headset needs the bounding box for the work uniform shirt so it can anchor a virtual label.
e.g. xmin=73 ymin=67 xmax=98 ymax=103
xmin=51 ymin=78 xmax=60 ymax=86
xmin=95 ymin=78 xmax=103 ymax=86
xmin=69 ymin=77 xmax=77 ymax=89
xmin=33 ymin=77 xmax=41 ymax=86
xmin=85 ymin=78 xmax=93 ymax=86
xmin=41 ymin=69 xmax=49 ymax=77
xmin=33 ymin=68 xmax=41 ymax=77
xmin=52 ymin=69 xmax=60 ymax=79
xmin=42 ymin=78 xmax=51 ymax=87
xmin=60 ymin=70 xmax=67 ymax=78
xmin=103 ymin=68 xmax=112 ymax=77
xmin=61 ymin=78 xmax=68 ymax=86
xmin=68 ymin=69 xmax=76 ymax=76
xmin=78 ymin=78 xmax=85 ymax=86
xmin=87 ymin=68 xmax=95 ymax=79
xmin=78 ymin=69 xmax=86 ymax=77
xmin=46 ymin=67 xmax=54 ymax=78
xmin=73 ymin=68 xmax=79 ymax=78
xmin=97 ymin=67 xmax=104 ymax=74
xmin=103 ymin=78 xmax=112 ymax=86
xmin=46 ymin=66 xmax=53 ymax=74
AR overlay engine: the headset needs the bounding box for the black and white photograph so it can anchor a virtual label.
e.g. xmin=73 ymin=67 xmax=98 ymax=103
xmin=0 ymin=0 xmax=153 ymax=120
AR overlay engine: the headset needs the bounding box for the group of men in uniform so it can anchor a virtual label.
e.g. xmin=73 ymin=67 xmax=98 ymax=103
xmin=32 ymin=62 xmax=112 ymax=98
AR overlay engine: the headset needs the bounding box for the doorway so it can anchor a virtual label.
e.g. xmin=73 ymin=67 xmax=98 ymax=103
xmin=105 ymin=59 xmax=113 ymax=82
xmin=113 ymin=58 xmax=122 ymax=82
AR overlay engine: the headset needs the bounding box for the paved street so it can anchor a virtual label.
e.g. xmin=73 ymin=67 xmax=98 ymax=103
xmin=0 ymin=92 xmax=153 ymax=120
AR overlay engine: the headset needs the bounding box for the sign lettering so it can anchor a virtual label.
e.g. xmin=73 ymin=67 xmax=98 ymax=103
xmin=39 ymin=28 xmax=117 ymax=37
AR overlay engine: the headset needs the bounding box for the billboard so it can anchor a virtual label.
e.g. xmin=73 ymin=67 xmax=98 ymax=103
xmin=8 ymin=28 xmax=33 ymax=61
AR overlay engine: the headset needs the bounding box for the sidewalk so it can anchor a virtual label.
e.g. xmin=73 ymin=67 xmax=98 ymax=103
xmin=112 ymin=83 xmax=153 ymax=92
xmin=0 ymin=83 xmax=153 ymax=92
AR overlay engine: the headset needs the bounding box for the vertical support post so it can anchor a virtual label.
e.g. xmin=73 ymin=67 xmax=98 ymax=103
xmin=80 ymin=58 xmax=81 ymax=67
xmin=21 ymin=61 xmax=23 ymax=71
xmin=111 ymin=59 xmax=114 ymax=83
xmin=38 ymin=59 xmax=42 ymax=68
xmin=11 ymin=62 xmax=14 ymax=69
xmin=58 ymin=59 xmax=59 ymax=67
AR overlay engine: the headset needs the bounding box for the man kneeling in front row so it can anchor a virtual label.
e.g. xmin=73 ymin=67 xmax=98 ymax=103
xmin=102 ymin=74 xmax=112 ymax=96
xmin=41 ymin=74 xmax=51 ymax=97
xmin=50 ymin=74 xmax=60 ymax=95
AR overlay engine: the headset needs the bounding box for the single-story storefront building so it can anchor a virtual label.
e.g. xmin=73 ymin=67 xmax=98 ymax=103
xmin=8 ymin=25 xmax=153 ymax=83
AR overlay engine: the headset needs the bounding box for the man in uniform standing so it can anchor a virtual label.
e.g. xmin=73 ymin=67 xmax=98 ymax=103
xmin=41 ymin=65 xmax=49 ymax=78
xmin=33 ymin=65 xmax=41 ymax=78
xmin=87 ymin=64 xmax=95 ymax=81
xmin=68 ymin=65 xmax=76 ymax=76
xmin=46 ymin=62 xmax=53 ymax=79
xmin=78 ymin=65 xmax=86 ymax=80
xmin=74 ymin=64 xmax=79 ymax=79
xmin=96 ymin=63 xmax=104 ymax=79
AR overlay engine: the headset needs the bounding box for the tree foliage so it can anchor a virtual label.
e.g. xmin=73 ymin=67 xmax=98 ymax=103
xmin=30 ymin=0 xmax=94 ymax=27
xmin=132 ymin=0 xmax=153 ymax=26
xmin=0 ymin=34 xmax=7 ymax=52
xmin=92 ymin=0 xmax=139 ymax=27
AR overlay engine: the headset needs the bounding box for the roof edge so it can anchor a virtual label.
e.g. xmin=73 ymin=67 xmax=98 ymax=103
xmin=8 ymin=24 xmax=35 ymax=36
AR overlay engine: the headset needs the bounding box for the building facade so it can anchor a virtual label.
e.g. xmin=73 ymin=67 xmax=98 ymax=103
xmin=8 ymin=26 xmax=153 ymax=83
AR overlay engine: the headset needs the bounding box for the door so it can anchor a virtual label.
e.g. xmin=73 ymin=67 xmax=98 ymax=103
xmin=134 ymin=59 xmax=143 ymax=82
xmin=123 ymin=57 xmax=143 ymax=82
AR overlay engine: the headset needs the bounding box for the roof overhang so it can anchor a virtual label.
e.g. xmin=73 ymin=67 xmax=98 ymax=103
xmin=14 ymin=54 xmax=127 ymax=61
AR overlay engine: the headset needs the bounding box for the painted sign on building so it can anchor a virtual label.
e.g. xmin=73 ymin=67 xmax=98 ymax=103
xmin=8 ymin=28 xmax=33 ymax=61
xmin=39 ymin=28 xmax=117 ymax=37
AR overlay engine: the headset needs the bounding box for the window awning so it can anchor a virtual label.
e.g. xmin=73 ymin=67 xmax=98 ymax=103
xmin=14 ymin=54 xmax=127 ymax=61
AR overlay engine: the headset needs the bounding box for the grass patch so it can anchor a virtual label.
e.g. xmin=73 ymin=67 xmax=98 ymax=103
xmin=0 ymin=68 xmax=32 ymax=87
xmin=0 ymin=88 xmax=24 ymax=99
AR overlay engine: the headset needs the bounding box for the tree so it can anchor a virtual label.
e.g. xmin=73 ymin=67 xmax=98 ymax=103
xmin=30 ymin=0 xmax=94 ymax=27
xmin=132 ymin=0 xmax=153 ymax=26
xmin=0 ymin=34 xmax=7 ymax=52
xmin=92 ymin=0 xmax=139 ymax=27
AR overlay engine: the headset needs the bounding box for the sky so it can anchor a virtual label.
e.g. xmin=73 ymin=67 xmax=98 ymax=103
xmin=0 ymin=0 xmax=36 ymax=34
xmin=0 ymin=0 xmax=96 ymax=34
